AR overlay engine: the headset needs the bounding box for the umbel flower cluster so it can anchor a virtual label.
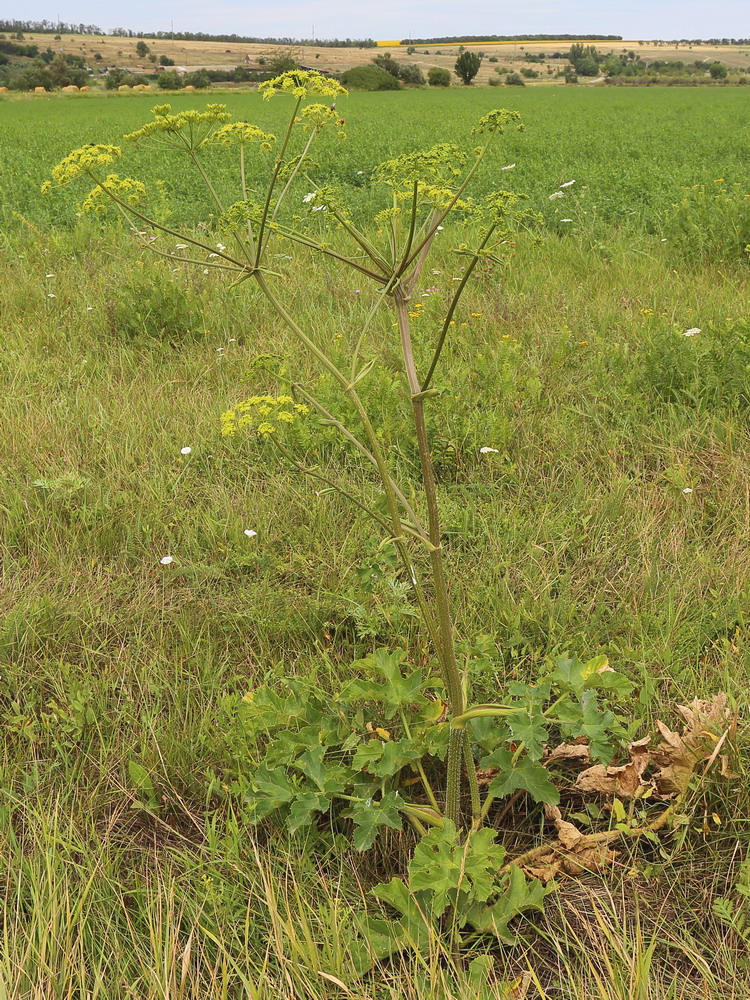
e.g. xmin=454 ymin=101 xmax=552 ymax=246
xmin=220 ymin=395 xmax=309 ymax=438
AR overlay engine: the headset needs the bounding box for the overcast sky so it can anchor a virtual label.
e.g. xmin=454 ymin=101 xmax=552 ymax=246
xmin=7 ymin=0 xmax=749 ymax=41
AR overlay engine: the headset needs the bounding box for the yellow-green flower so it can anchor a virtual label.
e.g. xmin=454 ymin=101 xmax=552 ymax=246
xmin=124 ymin=103 xmax=231 ymax=149
xmin=81 ymin=174 xmax=147 ymax=215
xmin=258 ymin=70 xmax=347 ymax=101
xmin=211 ymin=122 xmax=276 ymax=150
xmin=49 ymin=144 xmax=121 ymax=186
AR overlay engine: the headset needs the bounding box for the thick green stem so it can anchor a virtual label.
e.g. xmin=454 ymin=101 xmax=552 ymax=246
xmin=253 ymin=274 xmax=442 ymax=661
xmin=395 ymin=290 xmax=465 ymax=826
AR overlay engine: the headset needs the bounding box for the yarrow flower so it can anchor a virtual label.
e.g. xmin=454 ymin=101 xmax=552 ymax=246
xmin=683 ymin=327 xmax=701 ymax=337
xmin=480 ymin=447 xmax=499 ymax=454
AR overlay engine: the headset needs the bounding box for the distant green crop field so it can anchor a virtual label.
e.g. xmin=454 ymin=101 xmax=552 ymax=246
xmin=2 ymin=87 xmax=749 ymax=239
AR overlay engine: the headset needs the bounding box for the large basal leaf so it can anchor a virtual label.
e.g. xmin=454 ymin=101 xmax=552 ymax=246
xmin=351 ymin=737 xmax=423 ymax=778
xmin=465 ymin=866 xmax=547 ymax=943
xmin=286 ymin=790 xmax=330 ymax=833
xmin=557 ymin=690 xmax=617 ymax=764
xmin=340 ymin=648 xmax=427 ymax=719
xmin=480 ymin=748 xmax=560 ymax=805
xmin=245 ymin=762 xmax=298 ymax=821
xmin=351 ymin=791 xmax=404 ymax=851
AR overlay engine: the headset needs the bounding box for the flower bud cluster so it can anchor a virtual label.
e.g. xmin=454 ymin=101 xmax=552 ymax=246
xmin=258 ymin=70 xmax=348 ymax=101
xmin=221 ymin=395 xmax=309 ymax=438
xmin=81 ymin=174 xmax=147 ymax=215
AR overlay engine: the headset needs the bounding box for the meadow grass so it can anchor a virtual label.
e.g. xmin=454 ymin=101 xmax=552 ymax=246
xmin=1 ymin=85 xmax=749 ymax=995
xmin=1 ymin=208 xmax=749 ymax=995
xmin=3 ymin=86 xmax=750 ymax=255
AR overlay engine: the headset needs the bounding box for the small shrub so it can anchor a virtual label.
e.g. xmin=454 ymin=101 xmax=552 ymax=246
xmin=157 ymin=69 xmax=183 ymax=90
xmin=427 ymin=66 xmax=451 ymax=87
xmin=399 ymin=63 xmax=425 ymax=85
xmin=183 ymin=69 xmax=211 ymax=89
xmin=341 ymin=65 xmax=401 ymax=91
xmin=106 ymin=272 xmax=201 ymax=344
xmin=505 ymin=72 xmax=525 ymax=86
xmin=372 ymin=53 xmax=401 ymax=78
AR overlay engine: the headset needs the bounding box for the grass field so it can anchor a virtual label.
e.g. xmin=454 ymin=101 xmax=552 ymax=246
xmin=4 ymin=87 xmax=750 ymax=257
xmin=0 ymin=86 xmax=749 ymax=996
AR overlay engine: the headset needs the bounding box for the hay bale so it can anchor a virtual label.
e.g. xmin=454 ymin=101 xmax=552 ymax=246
xmin=118 ymin=84 xmax=131 ymax=91
xmin=34 ymin=86 xmax=46 ymax=94
xmin=62 ymin=85 xmax=79 ymax=92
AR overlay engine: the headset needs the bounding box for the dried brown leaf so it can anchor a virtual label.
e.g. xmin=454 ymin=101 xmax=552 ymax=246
xmin=653 ymin=693 xmax=731 ymax=796
xmin=547 ymin=741 xmax=591 ymax=764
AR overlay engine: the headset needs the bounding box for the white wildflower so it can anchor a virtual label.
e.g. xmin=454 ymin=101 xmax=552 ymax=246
xmin=302 ymin=192 xmax=316 ymax=203
xmin=180 ymin=447 xmax=192 ymax=455
xmin=560 ymin=180 xmax=576 ymax=188
xmin=682 ymin=488 xmax=693 ymax=494
xmin=160 ymin=555 xmax=174 ymax=565
xmin=683 ymin=328 xmax=701 ymax=337
xmin=244 ymin=529 xmax=258 ymax=538
xmin=549 ymin=191 xmax=563 ymax=200
xmin=480 ymin=447 xmax=499 ymax=454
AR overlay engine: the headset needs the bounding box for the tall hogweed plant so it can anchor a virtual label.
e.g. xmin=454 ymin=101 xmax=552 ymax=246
xmin=45 ymin=73 xmax=720 ymax=966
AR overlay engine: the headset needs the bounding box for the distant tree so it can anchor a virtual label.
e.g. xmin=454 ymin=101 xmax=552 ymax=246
xmin=157 ymin=68 xmax=182 ymax=89
xmin=709 ymin=62 xmax=728 ymax=79
xmin=158 ymin=54 xmax=174 ymax=66
xmin=568 ymin=42 xmax=602 ymax=76
xmin=454 ymin=50 xmax=481 ymax=84
xmin=427 ymin=66 xmax=451 ymax=86
xmin=135 ymin=40 xmax=149 ymax=58
xmin=505 ymin=71 xmax=525 ymax=86
xmin=104 ymin=67 xmax=137 ymax=89
xmin=372 ymin=53 xmax=401 ymax=78
xmin=267 ymin=46 xmax=300 ymax=74
xmin=183 ymin=68 xmax=210 ymax=88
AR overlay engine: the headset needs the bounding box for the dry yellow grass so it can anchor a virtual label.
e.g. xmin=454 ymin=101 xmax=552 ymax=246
xmin=16 ymin=32 xmax=750 ymax=87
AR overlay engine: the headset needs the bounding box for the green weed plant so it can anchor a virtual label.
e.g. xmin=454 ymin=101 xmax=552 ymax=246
xmin=43 ymin=71 xmax=726 ymax=968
